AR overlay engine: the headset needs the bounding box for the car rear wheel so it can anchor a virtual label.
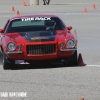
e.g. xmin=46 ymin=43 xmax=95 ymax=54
xmin=3 ymin=53 xmax=16 ymax=70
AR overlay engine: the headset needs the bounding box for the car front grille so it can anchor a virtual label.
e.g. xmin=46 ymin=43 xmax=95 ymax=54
xmin=26 ymin=44 xmax=56 ymax=54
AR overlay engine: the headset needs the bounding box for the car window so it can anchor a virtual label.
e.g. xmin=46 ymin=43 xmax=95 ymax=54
xmin=12 ymin=20 xmax=44 ymax=27
xmin=6 ymin=17 xmax=66 ymax=33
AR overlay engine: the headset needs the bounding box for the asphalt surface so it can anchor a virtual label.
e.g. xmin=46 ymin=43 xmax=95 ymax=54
xmin=0 ymin=0 xmax=100 ymax=100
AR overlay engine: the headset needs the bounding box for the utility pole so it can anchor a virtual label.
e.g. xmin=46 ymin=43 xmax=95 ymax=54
xmin=30 ymin=0 xmax=39 ymax=5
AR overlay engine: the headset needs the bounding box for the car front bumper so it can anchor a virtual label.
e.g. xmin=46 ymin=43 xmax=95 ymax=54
xmin=5 ymin=48 xmax=77 ymax=54
xmin=5 ymin=48 xmax=77 ymax=60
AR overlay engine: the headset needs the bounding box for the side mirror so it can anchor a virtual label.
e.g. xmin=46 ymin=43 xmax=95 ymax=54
xmin=0 ymin=29 xmax=3 ymax=33
xmin=67 ymin=26 xmax=72 ymax=30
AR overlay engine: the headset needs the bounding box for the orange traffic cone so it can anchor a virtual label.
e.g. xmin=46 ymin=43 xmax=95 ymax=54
xmin=92 ymin=4 xmax=96 ymax=9
xmin=12 ymin=6 xmax=15 ymax=12
xmin=84 ymin=7 xmax=87 ymax=13
xmin=80 ymin=98 xmax=84 ymax=100
xmin=77 ymin=53 xmax=86 ymax=66
xmin=23 ymin=1 xmax=27 ymax=6
xmin=16 ymin=11 xmax=20 ymax=16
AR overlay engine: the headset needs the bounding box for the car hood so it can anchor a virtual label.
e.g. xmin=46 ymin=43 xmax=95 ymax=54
xmin=5 ymin=30 xmax=70 ymax=42
xmin=19 ymin=30 xmax=56 ymax=42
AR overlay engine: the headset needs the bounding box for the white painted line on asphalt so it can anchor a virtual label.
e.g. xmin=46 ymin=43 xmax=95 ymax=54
xmin=86 ymin=65 xmax=100 ymax=67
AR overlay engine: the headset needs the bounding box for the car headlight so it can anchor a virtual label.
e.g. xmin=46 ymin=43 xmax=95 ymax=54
xmin=66 ymin=40 xmax=75 ymax=48
xmin=7 ymin=42 xmax=16 ymax=51
xmin=60 ymin=42 xmax=65 ymax=48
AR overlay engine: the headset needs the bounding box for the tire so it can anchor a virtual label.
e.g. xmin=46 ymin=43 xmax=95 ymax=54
xmin=67 ymin=50 xmax=77 ymax=66
xmin=3 ymin=53 xmax=15 ymax=70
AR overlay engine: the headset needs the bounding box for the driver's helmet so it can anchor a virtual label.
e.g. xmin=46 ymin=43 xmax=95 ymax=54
xmin=45 ymin=20 xmax=56 ymax=30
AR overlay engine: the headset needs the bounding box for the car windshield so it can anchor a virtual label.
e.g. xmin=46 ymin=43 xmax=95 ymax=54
xmin=6 ymin=17 xmax=66 ymax=33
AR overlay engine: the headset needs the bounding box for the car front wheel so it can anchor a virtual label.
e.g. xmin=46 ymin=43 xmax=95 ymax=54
xmin=3 ymin=53 xmax=15 ymax=70
xmin=64 ymin=50 xmax=77 ymax=67
xmin=68 ymin=50 xmax=77 ymax=66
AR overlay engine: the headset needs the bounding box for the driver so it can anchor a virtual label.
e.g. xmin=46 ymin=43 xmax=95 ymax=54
xmin=45 ymin=20 xmax=56 ymax=30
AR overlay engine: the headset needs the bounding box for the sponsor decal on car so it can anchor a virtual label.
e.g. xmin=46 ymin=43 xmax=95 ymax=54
xmin=21 ymin=17 xmax=51 ymax=21
xmin=31 ymin=37 xmax=50 ymax=40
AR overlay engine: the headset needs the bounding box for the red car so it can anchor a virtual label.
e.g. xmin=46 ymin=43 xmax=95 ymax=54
xmin=0 ymin=14 xmax=78 ymax=70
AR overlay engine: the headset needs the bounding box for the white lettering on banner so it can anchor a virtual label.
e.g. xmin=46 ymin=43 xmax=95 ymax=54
xmin=21 ymin=17 xmax=51 ymax=21
xmin=0 ymin=92 xmax=27 ymax=98
xmin=9 ymin=92 xmax=27 ymax=97
xmin=0 ymin=92 xmax=8 ymax=97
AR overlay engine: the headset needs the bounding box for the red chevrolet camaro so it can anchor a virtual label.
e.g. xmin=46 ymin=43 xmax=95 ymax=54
xmin=0 ymin=14 xmax=78 ymax=70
